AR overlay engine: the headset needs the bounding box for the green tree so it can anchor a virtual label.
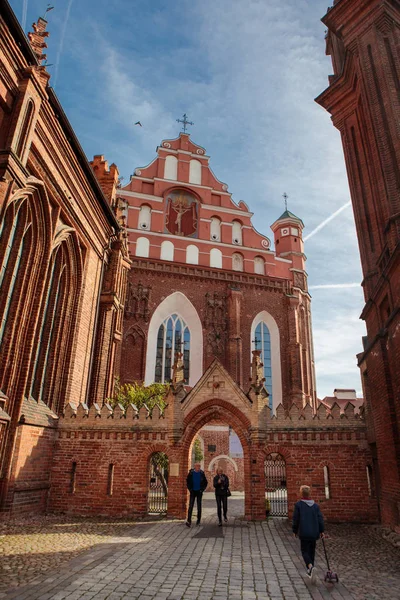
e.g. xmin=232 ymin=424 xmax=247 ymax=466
xmin=193 ymin=438 xmax=204 ymax=463
xmin=107 ymin=378 xmax=169 ymax=412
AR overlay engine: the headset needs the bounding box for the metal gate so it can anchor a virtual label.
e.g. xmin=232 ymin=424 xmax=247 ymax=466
xmin=147 ymin=452 xmax=169 ymax=515
xmin=264 ymin=452 xmax=288 ymax=517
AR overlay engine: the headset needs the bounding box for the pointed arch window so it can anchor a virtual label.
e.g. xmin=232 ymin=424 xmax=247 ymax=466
xmin=31 ymin=244 xmax=67 ymax=404
xmin=253 ymin=322 xmax=273 ymax=409
xmin=0 ymin=200 xmax=30 ymax=346
xmin=155 ymin=314 xmax=190 ymax=383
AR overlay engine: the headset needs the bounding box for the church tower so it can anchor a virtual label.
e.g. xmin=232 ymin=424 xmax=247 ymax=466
xmin=316 ymin=0 xmax=400 ymax=529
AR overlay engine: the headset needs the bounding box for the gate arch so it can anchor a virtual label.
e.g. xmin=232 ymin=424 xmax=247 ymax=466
xmin=264 ymin=452 xmax=288 ymax=517
xmin=180 ymin=399 xmax=254 ymax=519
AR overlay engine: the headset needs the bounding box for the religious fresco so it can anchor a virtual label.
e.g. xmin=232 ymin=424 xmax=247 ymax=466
xmin=165 ymin=190 xmax=198 ymax=237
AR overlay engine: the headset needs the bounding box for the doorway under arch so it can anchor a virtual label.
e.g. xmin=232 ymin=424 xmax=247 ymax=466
xmin=179 ymin=400 xmax=254 ymax=520
xmin=264 ymin=452 xmax=288 ymax=517
xmin=147 ymin=451 xmax=169 ymax=515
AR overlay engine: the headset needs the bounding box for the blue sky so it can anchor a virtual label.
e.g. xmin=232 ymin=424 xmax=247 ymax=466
xmin=11 ymin=0 xmax=366 ymax=399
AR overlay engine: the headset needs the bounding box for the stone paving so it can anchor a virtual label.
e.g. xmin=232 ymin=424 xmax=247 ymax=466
xmin=0 ymin=494 xmax=399 ymax=600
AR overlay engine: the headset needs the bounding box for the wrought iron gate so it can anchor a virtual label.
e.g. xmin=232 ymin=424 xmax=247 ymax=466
xmin=264 ymin=453 xmax=288 ymax=517
xmin=147 ymin=452 xmax=169 ymax=515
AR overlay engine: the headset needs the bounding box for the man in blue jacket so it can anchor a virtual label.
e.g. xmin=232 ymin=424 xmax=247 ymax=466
xmin=292 ymin=485 xmax=325 ymax=583
xmin=186 ymin=462 xmax=208 ymax=527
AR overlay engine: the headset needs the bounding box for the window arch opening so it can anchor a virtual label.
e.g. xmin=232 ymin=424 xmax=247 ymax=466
xmin=253 ymin=322 xmax=273 ymax=410
xmin=155 ymin=314 xmax=190 ymax=383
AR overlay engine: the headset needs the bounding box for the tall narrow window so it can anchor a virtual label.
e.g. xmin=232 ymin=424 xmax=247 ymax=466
xmin=210 ymin=217 xmax=221 ymax=241
xmin=108 ymin=463 xmax=115 ymax=496
xmin=324 ymin=466 xmax=330 ymax=499
xmin=254 ymin=256 xmax=265 ymax=275
xmin=210 ymin=248 xmax=222 ymax=268
xmin=136 ymin=236 xmax=150 ymax=257
xmin=189 ymin=159 xmax=202 ymax=184
xmin=155 ymin=314 xmax=190 ymax=383
xmin=164 ymin=155 xmax=178 ymax=180
xmin=232 ymin=220 xmax=242 ymax=245
xmin=186 ymin=244 xmax=199 ymax=264
xmin=232 ymin=252 xmax=243 ymax=271
xmin=366 ymin=465 xmax=374 ymax=497
xmin=0 ymin=201 xmax=29 ymax=346
xmin=160 ymin=240 xmax=174 ymax=261
xmin=253 ymin=322 xmax=273 ymax=409
xmin=138 ymin=205 xmax=151 ymax=230
xmin=31 ymin=248 xmax=67 ymax=403
xmin=70 ymin=462 xmax=77 ymax=494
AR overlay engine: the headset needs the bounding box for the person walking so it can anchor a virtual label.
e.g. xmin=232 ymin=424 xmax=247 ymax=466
xmin=186 ymin=462 xmax=208 ymax=527
xmin=213 ymin=467 xmax=230 ymax=526
xmin=292 ymin=485 xmax=325 ymax=583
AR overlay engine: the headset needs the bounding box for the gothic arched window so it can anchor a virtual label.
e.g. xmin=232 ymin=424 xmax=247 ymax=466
xmin=0 ymin=199 xmax=30 ymax=346
xmin=253 ymin=321 xmax=273 ymax=409
xmin=155 ymin=314 xmax=190 ymax=384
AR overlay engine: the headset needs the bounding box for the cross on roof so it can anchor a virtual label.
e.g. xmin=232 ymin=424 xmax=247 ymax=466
xmin=283 ymin=192 xmax=288 ymax=211
xmin=176 ymin=113 xmax=194 ymax=134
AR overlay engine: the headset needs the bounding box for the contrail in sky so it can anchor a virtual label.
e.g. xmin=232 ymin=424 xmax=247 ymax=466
xmin=303 ymin=200 xmax=352 ymax=242
xmin=22 ymin=0 xmax=28 ymax=31
xmin=54 ymin=0 xmax=74 ymax=88
xmin=309 ymin=283 xmax=360 ymax=290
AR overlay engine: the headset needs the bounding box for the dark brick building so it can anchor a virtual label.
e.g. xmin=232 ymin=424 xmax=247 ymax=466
xmin=316 ymin=0 xmax=400 ymax=531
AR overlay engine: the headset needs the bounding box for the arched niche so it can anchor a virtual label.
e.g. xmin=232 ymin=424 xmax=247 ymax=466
xmin=145 ymin=291 xmax=203 ymax=387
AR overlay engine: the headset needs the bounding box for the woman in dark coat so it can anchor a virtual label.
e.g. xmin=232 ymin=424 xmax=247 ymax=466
xmin=213 ymin=467 xmax=230 ymax=526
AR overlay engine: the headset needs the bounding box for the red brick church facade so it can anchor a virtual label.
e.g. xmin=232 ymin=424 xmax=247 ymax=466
xmin=0 ymin=0 xmax=391 ymax=526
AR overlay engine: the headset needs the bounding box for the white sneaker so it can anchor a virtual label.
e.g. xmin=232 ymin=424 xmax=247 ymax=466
xmin=310 ymin=566 xmax=317 ymax=584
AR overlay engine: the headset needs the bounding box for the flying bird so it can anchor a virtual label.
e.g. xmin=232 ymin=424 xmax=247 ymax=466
xmin=134 ymin=121 xmax=142 ymax=127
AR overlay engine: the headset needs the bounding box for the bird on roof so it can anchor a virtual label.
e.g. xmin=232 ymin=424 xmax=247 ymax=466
xmin=134 ymin=121 xmax=142 ymax=127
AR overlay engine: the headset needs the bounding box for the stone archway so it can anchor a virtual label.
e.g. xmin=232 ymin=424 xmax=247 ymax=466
xmin=164 ymin=357 xmax=271 ymax=521
xmin=170 ymin=399 xmax=257 ymax=521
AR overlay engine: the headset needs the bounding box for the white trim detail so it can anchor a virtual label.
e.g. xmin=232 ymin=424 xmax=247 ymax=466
xmin=121 ymin=190 xmax=164 ymax=203
xmin=250 ymin=311 xmax=282 ymax=414
xmin=201 ymin=204 xmax=253 ymax=217
xmin=144 ymin=292 xmax=203 ymax=388
xmin=127 ymin=228 xmax=275 ymax=255
xmin=208 ymin=455 xmax=238 ymax=473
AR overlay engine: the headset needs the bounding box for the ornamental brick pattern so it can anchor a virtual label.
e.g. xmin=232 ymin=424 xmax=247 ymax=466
xmin=316 ymin=0 xmax=400 ymax=531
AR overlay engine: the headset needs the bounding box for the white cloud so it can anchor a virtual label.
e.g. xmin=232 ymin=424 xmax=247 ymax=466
xmin=309 ymin=283 xmax=360 ymax=290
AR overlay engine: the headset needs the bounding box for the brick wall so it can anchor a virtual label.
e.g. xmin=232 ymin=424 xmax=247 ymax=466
xmin=48 ymin=398 xmax=379 ymax=523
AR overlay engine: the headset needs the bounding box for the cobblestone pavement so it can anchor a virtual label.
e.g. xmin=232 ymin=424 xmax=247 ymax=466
xmin=0 ymin=494 xmax=399 ymax=600
xmin=0 ymin=515 xmax=136 ymax=595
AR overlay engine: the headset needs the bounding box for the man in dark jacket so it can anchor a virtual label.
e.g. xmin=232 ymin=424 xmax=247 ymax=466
xmin=186 ymin=462 xmax=208 ymax=527
xmin=292 ymin=485 xmax=325 ymax=583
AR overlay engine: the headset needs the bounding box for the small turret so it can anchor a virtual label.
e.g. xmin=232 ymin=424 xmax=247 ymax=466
xmin=271 ymin=210 xmax=306 ymax=286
